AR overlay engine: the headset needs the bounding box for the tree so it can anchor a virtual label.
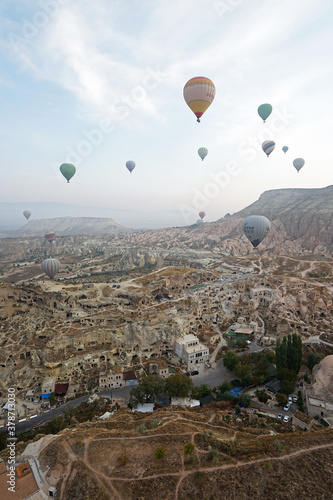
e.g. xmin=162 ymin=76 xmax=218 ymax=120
xmin=307 ymin=353 xmax=324 ymax=371
xmin=129 ymin=375 xmax=165 ymax=407
xmin=233 ymin=362 xmax=251 ymax=380
xmin=192 ymin=384 xmax=211 ymax=400
xmin=276 ymin=393 xmax=288 ymax=407
xmin=255 ymin=390 xmax=268 ymax=403
xmin=238 ymin=393 xmax=251 ymax=408
xmin=223 ymin=351 xmax=241 ymax=371
xmin=218 ymin=382 xmax=231 ymax=393
xmin=240 ymin=374 xmax=252 ymax=388
xmin=165 ymin=373 xmax=193 ymax=398
xmin=64 ymin=406 xmax=75 ymax=425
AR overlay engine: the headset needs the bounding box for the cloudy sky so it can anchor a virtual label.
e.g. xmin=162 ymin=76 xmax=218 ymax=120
xmin=1 ymin=0 xmax=333 ymax=229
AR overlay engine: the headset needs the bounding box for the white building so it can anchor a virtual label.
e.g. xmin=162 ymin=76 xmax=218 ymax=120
xmin=174 ymin=334 xmax=209 ymax=368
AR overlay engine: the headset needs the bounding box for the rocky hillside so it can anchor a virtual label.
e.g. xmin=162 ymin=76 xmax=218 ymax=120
xmin=117 ymin=185 xmax=333 ymax=255
xmin=4 ymin=186 xmax=333 ymax=255
xmin=8 ymin=217 xmax=136 ymax=237
xmin=12 ymin=406 xmax=333 ymax=500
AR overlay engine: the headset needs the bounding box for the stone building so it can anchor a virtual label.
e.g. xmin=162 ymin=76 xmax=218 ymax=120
xmin=99 ymin=366 xmax=125 ymax=389
xmin=174 ymin=334 xmax=209 ymax=368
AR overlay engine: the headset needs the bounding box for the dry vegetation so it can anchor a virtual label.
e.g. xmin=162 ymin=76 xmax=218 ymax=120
xmin=33 ymin=406 xmax=333 ymax=499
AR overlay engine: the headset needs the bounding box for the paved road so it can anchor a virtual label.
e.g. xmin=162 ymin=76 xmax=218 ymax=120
xmin=192 ymin=359 xmax=235 ymax=388
xmin=1 ymin=386 xmax=132 ymax=435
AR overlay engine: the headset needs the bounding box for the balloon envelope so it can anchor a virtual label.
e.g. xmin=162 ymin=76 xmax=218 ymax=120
xmin=183 ymin=77 xmax=215 ymax=122
xmin=126 ymin=160 xmax=136 ymax=173
xmin=282 ymin=146 xmax=289 ymax=153
xmin=262 ymin=140 xmax=275 ymax=157
xmin=23 ymin=210 xmax=31 ymax=220
xmin=41 ymin=258 xmax=60 ymax=279
xmin=45 ymin=231 xmax=56 ymax=242
xmin=293 ymin=158 xmax=305 ymax=173
xmin=199 ymin=211 xmax=206 ymax=220
xmin=242 ymin=215 xmax=271 ymax=248
xmin=60 ymin=163 xmax=76 ymax=183
xmin=258 ymin=103 xmax=272 ymax=122
xmin=198 ymin=147 xmax=208 ymax=161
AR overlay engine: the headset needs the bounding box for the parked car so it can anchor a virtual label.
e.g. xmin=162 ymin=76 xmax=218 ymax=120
xmin=288 ymin=396 xmax=293 ymax=404
xmin=293 ymin=395 xmax=298 ymax=403
xmin=283 ymin=404 xmax=290 ymax=411
xmin=283 ymin=415 xmax=290 ymax=423
xmin=277 ymin=414 xmax=283 ymax=420
xmin=185 ymin=372 xmax=190 ymax=376
xmin=190 ymin=371 xmax=199 ymax=376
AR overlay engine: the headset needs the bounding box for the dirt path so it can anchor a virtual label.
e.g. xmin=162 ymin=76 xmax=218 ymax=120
xmin=55 ymin=410 xmax=333 ymax=499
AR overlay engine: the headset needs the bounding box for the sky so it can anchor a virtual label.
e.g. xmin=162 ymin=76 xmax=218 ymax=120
xmin=1 ymin=0 xmax=333 ymax=230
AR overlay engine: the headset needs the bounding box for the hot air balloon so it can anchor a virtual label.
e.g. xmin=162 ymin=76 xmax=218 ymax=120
xmin=282 ymin=146 xmax=289 ymax=153
xmin=45 ymin=231 xmax=56 ymax=243
xmin=23 ymin=210 xmax=31 ymax=220
xmin=242 ymin=215 xmax=271 ymax=248
xmin=41 ymin=258 xmax=60 ymax=279
xmin=199 ymin=211 xmax=206 ymax=220
xmin=60 ymin=163 xmax=76 ymax=183
xmin=293 ymin=158 xmax=305 ymax=173
xmin=198 ymin=147 xmax=208 ymax=161
xmin=258 ymin=103 xmax=272 ymax=122
xmin=126 ymin=160 xmax=136 ymax=173
xmin=183 ymin=77 xmax=215 ymax=122
xmin=262 ymin=140 xmax=275 ymax=157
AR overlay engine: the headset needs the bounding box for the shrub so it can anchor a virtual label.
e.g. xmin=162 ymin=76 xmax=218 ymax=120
xmin=184 ymin=442 xmax=195 ymax=456
xmin=136 ymin=424 xmax=147 ymax=433
xmin=154 ymin=446 xmax=168 ymax=460
xmin=273 ymin=440 xmax=283 ymax=451
xmin=264 ymin=462 xmax=272 ymax=469
xmin=117 ymin=455 xmax=128 ymax=466
xmin=209 ymin=449 xmax=220 ymax=461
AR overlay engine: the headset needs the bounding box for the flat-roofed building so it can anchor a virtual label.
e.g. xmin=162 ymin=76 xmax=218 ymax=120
xmin=175 ymin=334 xmax=209 ymax=368
xmin=99 ymin=366 xmax=124 ymax=389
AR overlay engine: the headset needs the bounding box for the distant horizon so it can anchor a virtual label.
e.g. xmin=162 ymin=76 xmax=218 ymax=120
xmin=1 ymin=182 xmax=332 ymax=235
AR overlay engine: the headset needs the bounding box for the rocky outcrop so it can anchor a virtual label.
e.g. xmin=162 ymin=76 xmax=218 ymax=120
xmin=8 ymin=217 xmax=136 ymax=237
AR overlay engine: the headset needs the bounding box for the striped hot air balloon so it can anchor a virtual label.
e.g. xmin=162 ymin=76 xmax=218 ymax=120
xmin=183 ymin=77 xmax=215 ymax=122
xmin=262 ymin=140 xmax=275 ymax=157
xmin=198 ymin=147 xmax=208 ymax=161
xmin=45 ymin=231 xmax=56 ymax=242
xmin=199 ymin=211 xmax=206 ymax=220
xmin=41 ymin=258 xmax=60 ymax=279
xmin=293 ymin=158 xmax=305 ymax=173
